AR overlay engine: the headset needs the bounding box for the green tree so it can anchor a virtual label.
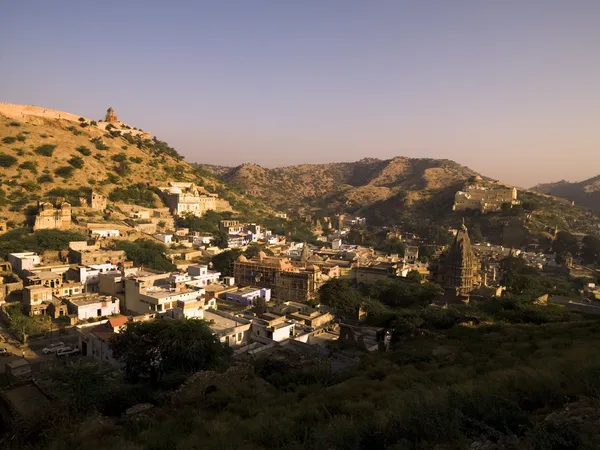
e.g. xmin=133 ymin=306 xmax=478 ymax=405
xmin=0 ymin=152 xmax=18 ymax=167
xmin=406 ymin=269 xmax=424 ymax=282
xmin=35 ymin=144 xmax=57 ymax=156
xmin=67 ymin=155 xmax=84 ymax=168
xmin=581 ymin=235 xmax=600 ymax=265
xmin=553 ymin=231 xmax=579 ymax=255
xmin=318 ymin=278 xmax=365 ymax=315
xmin=116 ymin=239 xmax=176 ymax=272
xmin=211 ymin=249 xmax=242 ymax=276
xmin=110 ymin=319 xmax=231 ymax=382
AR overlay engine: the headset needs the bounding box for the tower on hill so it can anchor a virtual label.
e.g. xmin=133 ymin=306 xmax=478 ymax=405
xmin=105 ymin=107 xmax=118 ymax=123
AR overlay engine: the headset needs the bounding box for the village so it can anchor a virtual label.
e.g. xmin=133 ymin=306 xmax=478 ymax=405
xmin=1 ymin=176 xmax=599 ymax=390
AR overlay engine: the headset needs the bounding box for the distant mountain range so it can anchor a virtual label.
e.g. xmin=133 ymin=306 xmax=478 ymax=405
xmin=532 ymin=175 xmax=600 ymax=211
xmin=199 ymin=157 xmax=482 ymax=217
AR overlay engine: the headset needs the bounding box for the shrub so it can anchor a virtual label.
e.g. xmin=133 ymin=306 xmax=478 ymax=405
xmin=54 ymin=166 xmax=75 ymax=178
xmin=21 ymin=181 xmax=40 ymax=192
xmin=8 ymin=121 xmax=20 ymax=127
xmin=19 ymin=161 xmax=38 ymax=174
xmin=66 ymin=125 xmax=83 ymax=136
xmin=76 ymin=146 xmax=92 ymax=156
xmin=67 ymin=155 xmax=84 ymax=169
xmin=39 ymin=133 xmax=49 ymax=138
xmin=78 ymin=117 xmax=85 ymax=122
xmin=0 ymin=153 xmax=18 ymax=168
xmin=114 ymin=161 xmax=131 ymax=176
xmin=2 ymin=136 xmax=16 ymax=144
xmin=16 ymin=133 xmax=27 ymax=142
xmin=129 ymin=156 xmax=143 ymax=164
xmin=106 ymin=124 xmax=114 ymax=131
xmin=35 ymin=144 xmax=57 ymax=156
xmin=90 ymin=120 xmax=97 ymax=126
xmin=122 ymin=145 xmax=128 ymax=150
xmin=37 ymin=174 xmax=54 ymax=184
xmin=111 ymin=152 xmax=127 ymax=163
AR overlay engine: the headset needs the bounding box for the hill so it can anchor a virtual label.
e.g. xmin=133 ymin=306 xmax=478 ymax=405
xmin=532 ymin=175 xmax=600 ymax=211
xmin=201 ymin=157 xmax=482 ymax=215
xmin=0 ymin=104 xmax=272 ymax=227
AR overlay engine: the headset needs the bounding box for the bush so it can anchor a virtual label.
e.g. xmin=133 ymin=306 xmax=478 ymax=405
xmin=37 ymin=174 xmax=54 ymax=184
xmin=54 ymin=166 xmax=75 ymax=178
xmin=19 ymin=161 xmax=38 ymax=174
xmin=90 ymin=120 xmax=97 ymax=126
xmin=129 ymin=156 xmax=143 ymax=164
xmin=67 ymin=155 xmax=84 ymax=169
xmin=0 ymin=152 xmax=18 ymax=168
xmin=21 ymin=181 xmax=40 ymax=192
xmin=35 ymin=144 xmax=57 ymax=157
xmin=111 ymin=152 xmax=127 ymax=163
xmin=2 ymin=136 xmax=16 ymax=144
xmin=78 ymin=117 xmax=85 ymax=122
xmin=76 ymin=146 xmax=92 ymax=156
xmin=108 ymin=184 xmax=157 ymax=208
xmin=16 ymin=133 xmax=27 ymax=142
xmin=8 ymin=121 xmax=20 ymax=127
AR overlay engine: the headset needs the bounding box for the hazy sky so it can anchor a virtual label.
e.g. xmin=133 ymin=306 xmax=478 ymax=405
xmin=1 ymin=1 xmax=599 ymax=186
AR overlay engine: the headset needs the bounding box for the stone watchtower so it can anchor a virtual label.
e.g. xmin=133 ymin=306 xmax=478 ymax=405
xmin=105 ymin=107 xmax=118 ymax=123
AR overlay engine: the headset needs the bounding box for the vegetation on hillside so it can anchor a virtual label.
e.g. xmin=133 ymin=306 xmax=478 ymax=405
xmin=115 ymin=239 xmax=176 ymax=272
xmin=0 ymin=228 xmax=87 ymax=259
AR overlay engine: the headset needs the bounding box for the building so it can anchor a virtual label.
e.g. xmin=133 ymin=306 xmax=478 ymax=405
xmin=171 ymin=298 xmax=207 ymax=320
xmin=404 ymin=246 xmax=419 ymax=263
xmin=233 ymin=253 xmax=323 ymax=302
xmin=251 ymin=313 xmax=295 ymax=342
xmin=77 ymin=315 xmax=128 ymax=367
xmin=204 ymin=309 xmax=252 ymax=347
xmin=356 ymin=261 xmax=408 ymax=284
xmin=219 ymin=220 xmax=244 ymax=234
xmin=431 ymin=221 xmax=481 ymax=297
xmin=22 ymin=285 xmax=52 ymax=316
xmin=453 ymin=183 xmax=519 ymax=213
xmin=159 ymin=182 xmax=218 ymax=217
xmin=90 ymin=191 xmax=107 ymax=210
xmin=123 ymin=271 xmax=204 ymax=314
xmin=8 ymin=252 xmax=41 ymax=275
xmin=88 ymin=227 xmax=120 ymax=238
xmin=187 ymin=265 xmax=221 ymax=286
xmin=68 ymin=248 xmax=127 ymax=265
xmin=33 ymin=202 xmax=71 ymax=231
xmin=105 ymin=107 xmax=118 ymax=123
xmin=64 ymin=293 xmax=120 ymax=320
xmin=225 ymin=286 xmax=271 ymax=306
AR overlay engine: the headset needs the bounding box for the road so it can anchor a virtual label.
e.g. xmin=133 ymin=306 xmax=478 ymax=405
xmin=0 ymin=324 xmax=78 ymax=374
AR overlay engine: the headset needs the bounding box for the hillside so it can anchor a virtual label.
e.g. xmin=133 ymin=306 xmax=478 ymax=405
xmin=532 ymin=175 xmax=600 ymax=211
xmin=0 ymin=104 xmax=272 ymax=227
xmin=201 ymin=157 xmax=482 ymax=216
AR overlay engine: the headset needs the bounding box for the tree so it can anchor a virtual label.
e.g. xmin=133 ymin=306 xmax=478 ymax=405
xmin=318 ymin=278 xmax=365 ymax=315
xmin=211 ymin=249 xmax=242 ymax=276
xmin=116 ymin=239 xmax=176 ymax=272
xmin=0 ymin=152 xmax=18 ymax=168
xmin=406 ymin=269 xmax=424 ymax=282
xmin=110 ymin=319 xmax=231 ymax=382
xmin=581 ymin=235 xmax=600 ymax=265
xmin=553 ymin=231 xmax=579 ymax=255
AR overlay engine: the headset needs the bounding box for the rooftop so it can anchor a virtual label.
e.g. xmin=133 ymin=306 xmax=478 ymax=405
xmin=67 ymin=293 xmax=114 ymax=306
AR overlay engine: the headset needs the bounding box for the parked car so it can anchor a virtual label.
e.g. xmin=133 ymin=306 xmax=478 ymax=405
xmin=42 ymin=342 xmax=66 ymax=354
xmin=0 ymin=348 xmax=10 ymax=357
xmin=56 ymin=347 xmax=79 ymax=358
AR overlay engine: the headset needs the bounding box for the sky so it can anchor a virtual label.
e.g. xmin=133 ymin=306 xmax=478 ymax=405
xmin=1 ymin=1 xmax=599 ymax=187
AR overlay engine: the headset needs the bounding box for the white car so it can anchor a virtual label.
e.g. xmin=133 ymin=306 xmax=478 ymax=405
xmin=42 ymin=342 xmax=66 ymax=354
xmin=56 ymin=347 xmax=80 ymax=357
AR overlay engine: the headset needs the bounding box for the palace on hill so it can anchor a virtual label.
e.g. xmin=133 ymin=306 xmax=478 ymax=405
xmin=453 ymin=180 xmax=519 ymax=213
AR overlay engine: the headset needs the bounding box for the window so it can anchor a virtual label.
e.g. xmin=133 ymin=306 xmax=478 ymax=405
xmin=237 ymin=333 xmax=242 ymax=341
xmin=97 ymin=309 xmax=101 ymax=316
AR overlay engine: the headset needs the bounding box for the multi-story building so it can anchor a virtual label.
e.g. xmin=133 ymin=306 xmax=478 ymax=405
xmin=68 ymin=248 xmax=127 ymax=265
xmin=8 ymin=252 xmax=41 ymax=276
xmin=159 ymin=182 xmax=218 ymax=217
xmin=233 ymin=253 xmax=323 ymax=302
xmin=187 ymin=265 xmax=221 ymax=287
xmin=64 ymin=293 xmax=120 ymax=320
xmin=33 ymin=202 xmax=71 ymax=231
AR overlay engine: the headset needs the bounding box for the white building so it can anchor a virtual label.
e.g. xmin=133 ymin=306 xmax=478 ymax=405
xmin=187 ymin=265 xmax=221 ymax=287
xmin=154 ymin=233 xmax=173 ymax=244
xmin=65 ymin=293 xmax=120 ymax=320
xmin=89 ymin=228 xmax=120 ymax=238
xmin=251 ymin=313 xmax=295 ymax=342
xmin=225 ymin=286 xmax=271 ymax=306
xmin=8 ymin=252 xmax=41 ymax=275
xmin=159 ymin=182 xmax=218 ymax=217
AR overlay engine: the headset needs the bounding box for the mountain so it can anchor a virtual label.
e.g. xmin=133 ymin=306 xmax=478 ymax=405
xmin=0 ymin=104 xmax=271 ymax=225
xmin=200 ymin=157 xmax=482 ymax=216
xmin=532 ymin=175 xmax=600 ymax=211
